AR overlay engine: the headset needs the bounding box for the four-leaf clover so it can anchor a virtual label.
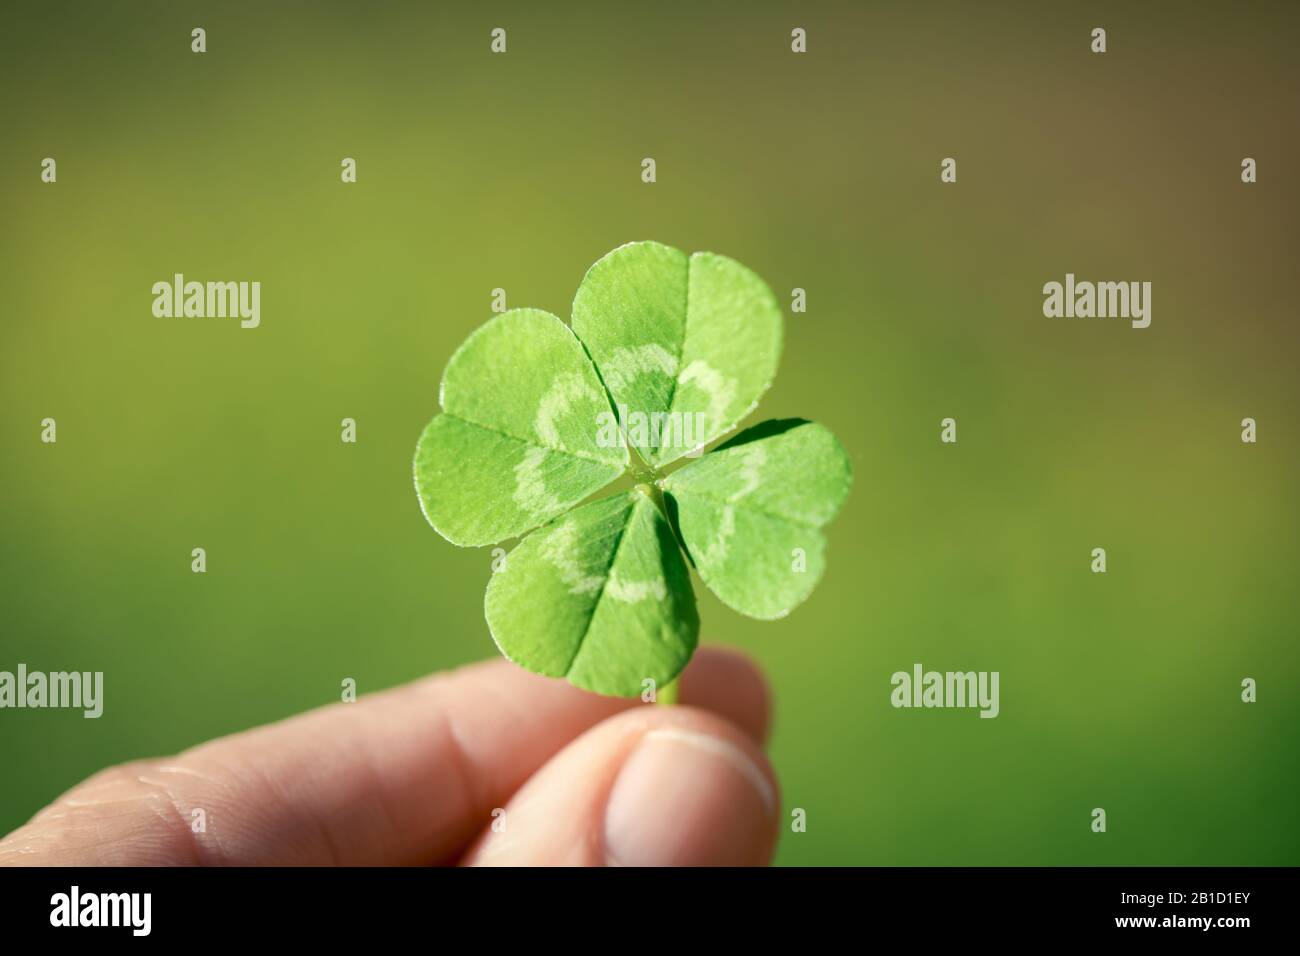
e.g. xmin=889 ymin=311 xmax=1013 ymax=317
xmin=414 ymin=241 xmax=851 ymax=697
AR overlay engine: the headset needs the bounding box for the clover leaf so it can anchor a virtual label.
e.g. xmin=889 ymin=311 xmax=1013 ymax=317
xmin=571 ymin=241 xmax=783 ymax=466
xmin=662 ymin=419 xmax=851 ymax=621
xmin=414 ymin=308 xmax=627 ymax=546
xmin=414 ymin=241 xmax=851 ymax=697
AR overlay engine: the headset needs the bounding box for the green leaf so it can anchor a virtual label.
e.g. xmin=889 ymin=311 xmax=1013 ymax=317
xmin=662 ymin=419 xmax=851 ymax=620
xmin=485 ymin=490 xmax=699 ymax=696
xmin=571 ymin=241 xmax=783 ymax=468
xmin=414 ymin=309 xmax=627 ymax=547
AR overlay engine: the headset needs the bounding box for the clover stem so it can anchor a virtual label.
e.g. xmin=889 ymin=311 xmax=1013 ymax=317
xmin=657 ymin=678 xmax=680 ymax=706
xmin=632 ymin=479 xmax=668 ymax=518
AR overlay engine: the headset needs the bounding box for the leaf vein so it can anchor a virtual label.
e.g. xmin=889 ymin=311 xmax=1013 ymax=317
xmin=560 ymin=497 xmax=639 ymax=678
xmin=444 ymin=411 xmax=620 ymax=467
xmin=669 ymin=486 xmax=825 ymax=532
xmin=659 ymin=254 xmax=691 ymax=433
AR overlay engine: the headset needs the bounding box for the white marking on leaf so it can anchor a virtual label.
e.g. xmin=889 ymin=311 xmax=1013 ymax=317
xmin=605 ymin=571 xmax=667 ymax=603
xmin=512 ymin=446 xmax=565 ymax=522
xmin=676 ymin=359 xmax=736 ymax=440
xmin=539 ymin=518 xmax=604 ymax=595
xmin=690 ymin=445 xmax=765 ymax=568
xmin=693 ymin=503 xmax=736 ymax=568
xmin=729 ymin=444 xmax=767 ymax=501
xmin=535 ymin=372 xmax=598 ymax=448
xmin=600 ymin=344 xmax=677 ymax=391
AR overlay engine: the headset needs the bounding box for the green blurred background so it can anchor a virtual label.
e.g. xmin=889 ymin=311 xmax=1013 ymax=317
xmin=2 ymin=0 xmax=1297 ymax=865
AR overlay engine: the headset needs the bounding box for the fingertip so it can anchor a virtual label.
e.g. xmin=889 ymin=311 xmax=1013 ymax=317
xmin=465 ymin=704 xmax=781 ymax=867
xmin=603 ymin=710 xmax=780 ymax=867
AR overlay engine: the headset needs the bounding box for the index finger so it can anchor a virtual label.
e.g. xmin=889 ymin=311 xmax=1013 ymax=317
xmin=0 ymin=647 xmax=771 ymax=866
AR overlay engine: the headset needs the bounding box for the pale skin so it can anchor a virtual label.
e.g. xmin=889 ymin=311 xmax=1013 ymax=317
xmin=0 ymin=647 xmax=778 ymax=866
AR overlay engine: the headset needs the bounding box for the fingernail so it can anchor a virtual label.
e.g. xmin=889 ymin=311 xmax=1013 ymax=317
xmin=604 ymin=728 xmax=776 ymax=867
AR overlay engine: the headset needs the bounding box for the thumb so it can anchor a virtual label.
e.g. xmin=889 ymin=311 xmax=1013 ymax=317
xmin=463 ymin=706 xmax=780 ymax=866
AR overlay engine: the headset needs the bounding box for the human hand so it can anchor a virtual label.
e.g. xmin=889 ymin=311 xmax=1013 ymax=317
xmin=0 ymin=648 xmax=777 ymax=866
